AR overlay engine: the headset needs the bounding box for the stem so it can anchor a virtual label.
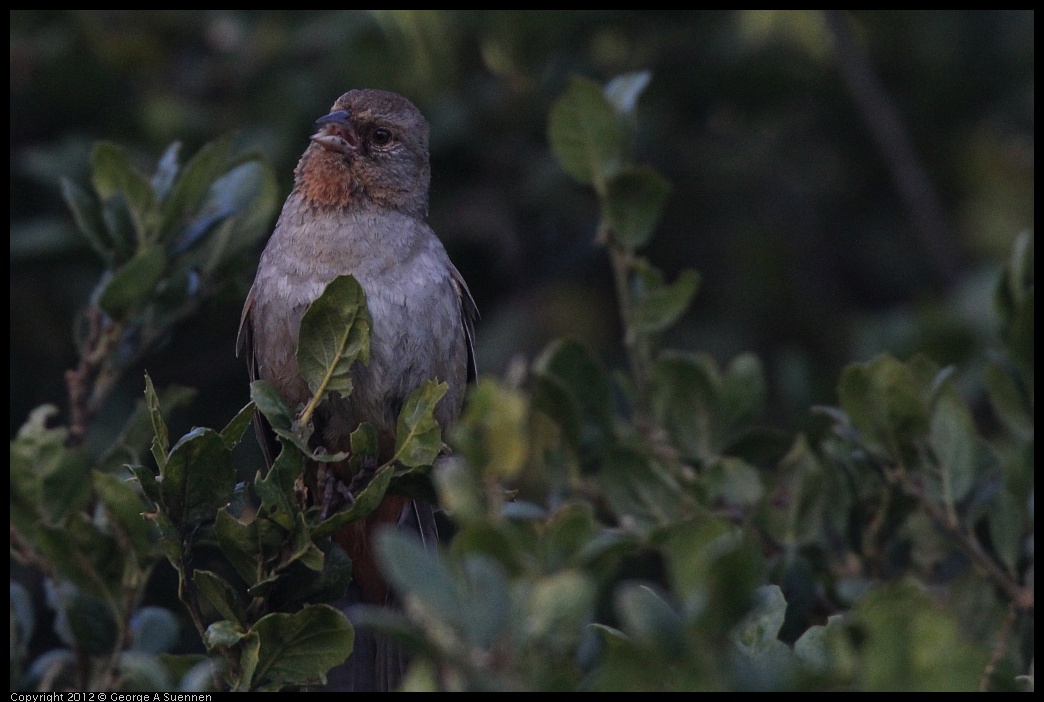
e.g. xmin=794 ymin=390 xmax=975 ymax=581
xmin=899 ymin=474 xmax=1031 ymax=613
xmin=979 ymin=604 xmax=1017 ymax=691
xmin=822 ymin=10 xmax=960 ymax=289
xmin=603 ymin=227 xmax=652 ymax=415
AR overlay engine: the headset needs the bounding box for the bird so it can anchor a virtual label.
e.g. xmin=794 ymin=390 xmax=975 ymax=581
xmin=237 ymin=89 xmax=477 ymax=691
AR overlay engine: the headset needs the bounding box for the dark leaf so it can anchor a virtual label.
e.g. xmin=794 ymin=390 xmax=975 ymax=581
xmin=548 ymin=74 xmax=624 ymax=186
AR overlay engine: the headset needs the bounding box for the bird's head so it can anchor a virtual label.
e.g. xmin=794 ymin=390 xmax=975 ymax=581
xmin=295 ymin=89 xmax=431 ymax=217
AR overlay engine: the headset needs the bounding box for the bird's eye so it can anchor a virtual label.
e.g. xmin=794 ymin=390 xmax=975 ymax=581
xmin=371 ymin=128 xmax=393 ymax=146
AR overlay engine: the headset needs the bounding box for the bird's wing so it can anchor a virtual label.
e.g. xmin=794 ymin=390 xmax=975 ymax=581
xmin=450 ymin=263 xmax=479 ymax=383
xmin=237 ymin=285 xmax=279 ymax=469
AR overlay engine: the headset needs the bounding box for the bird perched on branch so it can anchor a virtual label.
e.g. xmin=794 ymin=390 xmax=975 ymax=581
xmin=238 ymin=89 xmax=477 ymax=691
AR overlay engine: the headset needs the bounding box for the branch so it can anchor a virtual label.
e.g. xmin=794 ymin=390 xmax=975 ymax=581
xmin=823 ymin=10 xmax=961 ymax=288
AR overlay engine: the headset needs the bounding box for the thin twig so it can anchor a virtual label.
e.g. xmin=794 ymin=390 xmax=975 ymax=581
xmin=823 ymin=10 xmax=961 ymax=288
xmin=980 ymin=603 xmax=1018 ymax=691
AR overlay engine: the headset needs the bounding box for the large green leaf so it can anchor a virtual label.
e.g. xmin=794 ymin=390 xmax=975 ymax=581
xmin=91 ymin=141 xmax=158 ymax=244
xmin=10 ymin=405 xmax=92 ymax=528
xmin=251 ymin=605 xmax=354 ymax=688
xmin=453 ymin=378 xmax=528 ymax=480
xmin=375 ymin=529 xmax=462 ymax=631
xmin=548 ymin=75 xmax=624 ymax=187
xmin=297 ymin=274 xmax=372 ymax=400
xmin=160 ymin=427 xmax=235 ymax=526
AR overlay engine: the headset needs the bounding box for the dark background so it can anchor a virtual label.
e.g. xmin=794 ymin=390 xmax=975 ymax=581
xmin=10 ymin=11 xmax=1034 ymax=454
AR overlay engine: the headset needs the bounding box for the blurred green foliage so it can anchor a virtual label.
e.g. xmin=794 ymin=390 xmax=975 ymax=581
xmin=10 ymin=11 xmax=1034 ymax=441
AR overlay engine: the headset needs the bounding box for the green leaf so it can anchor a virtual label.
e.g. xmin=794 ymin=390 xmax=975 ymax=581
xmin=542 ymin=502 xmax=597 ymax=571
xmin=548 ymin=74 xmax=624 ymax=187
xmin=92 ymin=470 xmax=156 ymax=562
xmin=459 ymin=555 xmax=511 ymax=648
xmin=375 ymin=529 xmax=461 ymax=629
xmin=720 ymin=353 xmax=767 ymax=433
xmin=193 ymin=157 xmax=280 ymax=271
xmin=986 ymin=359 xmax=1032 ymax=436
xmin=37 ymin=514 xmax=124 ymax=602
xmin=793 ymin=614 xmax=846 ymax=675
xmin=161 ymin=427 xmax=235 ymax=526
xmin=254 ymin=446 xmax=303 ymax=530
xmin=349 ymin=421 xmax=379 ymax=466
xmin=995 ymin=230 xmax=1034 ymax=372
xmin=986 ymin=489 xmax=1021 ymax=573
xmin=214 ymin=508 xmax=287 ymax=587
xmin=251 ymin=605 xmax=354 ymax=688
xmin=453 ymin=378 xmax=528 ymax=480
xmin=650 ymin=352 xmax=721 ymax=462
xmin=99 ymin=382 xmax=195 ymax=474
xmin=433 ymin=456 xmax=486 ymax=523
xmin=521 ymin=570 xmax=597 ymax=654
xmin=393 ymin=379 xmax=448 ymax=468
xmin=705 ymin=456 xmax=764 ymax=507
xmin=848 ymin=583 xmax=989 ymax=691
xmin=91 ymin=141 xmax=158 ymax=243
xmin=838 ymin=354 xmax=930 ymax=462
xmin=237 ymin=630 xmax=261 ymax=691
xmin=615 ymin=583 xmax=685 ymax=657
xmin=10 ymin=405 xmax=92 ymax=527
xmin=61 ymin=176 xmax=112 ymax=263
xmin=204 ymin=619 xmax=247 ymax=649
xmin=98 ymin=246 xmax=166 ymax=320
xmin=297 ymin=274 xmax=373 ymax=400
xmin=733 ymin=584 xmax=787 ymax=650
xmin=251 ymin=381 xmax=347 ymax=463
xmin=144 ymin=371 xmax=169 ymax=469
xmin=194 ymin=569 xmax=248 ymax=628
xmin=159 ymin=135 xmax=235 ymax=244
xmin=312 ymin=464 xmax=395 ymax=537
xmin=929 ymin=382 xmax=978 ymax=507
xmin=221 ymin=401 xmax=256 ymax=450
xmin=631 ymin=264 xmax=700 ymax=334
xmin=532 ymin=339 xmax=614 ymax=464
xmin=598 ymin=444 xmax=693 ymax=534
xmin=250 ymin=380 xmax=295 ymax=436
xmin=604 ymin=166 xmax=671 ymax=251
xmin=658 ymin=517 xmax=764 ymax=636
xmin=115 ymin=651 xmax=175 ymax=691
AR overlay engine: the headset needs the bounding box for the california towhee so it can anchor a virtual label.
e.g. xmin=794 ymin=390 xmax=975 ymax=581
xmin=238 ymin=89 xmax=477 ymax=691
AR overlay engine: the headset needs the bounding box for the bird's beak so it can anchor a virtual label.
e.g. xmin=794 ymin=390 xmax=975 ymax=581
xmin=310 ymin=109 xmax=358 ymax=154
